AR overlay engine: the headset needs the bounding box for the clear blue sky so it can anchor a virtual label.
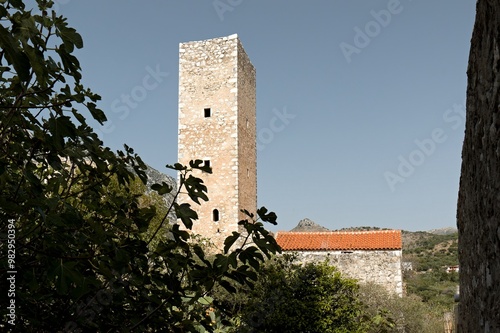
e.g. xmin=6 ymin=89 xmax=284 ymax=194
xmin=55 ymin=0 xmax=476 ymax=232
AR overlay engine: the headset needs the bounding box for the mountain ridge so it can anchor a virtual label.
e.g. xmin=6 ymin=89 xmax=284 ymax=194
xmin=288 ymin=218 xmax=457 ymax=235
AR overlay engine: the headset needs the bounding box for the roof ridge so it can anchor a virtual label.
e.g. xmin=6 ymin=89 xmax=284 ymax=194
xmin=275 ymin=229 xmax=402 ymax=251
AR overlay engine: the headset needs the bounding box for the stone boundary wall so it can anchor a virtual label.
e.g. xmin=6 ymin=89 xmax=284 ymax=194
xmin=291 ymin=250 xmax=403 ymax=296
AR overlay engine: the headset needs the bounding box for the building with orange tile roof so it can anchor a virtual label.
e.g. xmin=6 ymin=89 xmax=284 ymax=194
xmin=275 ymin=230 xmax=403 ymax=296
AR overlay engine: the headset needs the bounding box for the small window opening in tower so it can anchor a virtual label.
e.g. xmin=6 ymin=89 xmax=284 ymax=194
xmin=247 ymin=168 xmax=249 ymax=178
xmin=246 ymin=117 xmax=249 ymax=128
xmin=204 ymin=108 xmax=211 ymax=117
xmin=213 ymin=209 xmax=220 ymax=222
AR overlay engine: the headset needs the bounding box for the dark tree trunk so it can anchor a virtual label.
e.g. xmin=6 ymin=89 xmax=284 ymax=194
xmin=457 ymin=0 xmax=500 ymax=331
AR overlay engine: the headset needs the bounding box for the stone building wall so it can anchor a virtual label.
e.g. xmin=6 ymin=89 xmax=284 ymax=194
xmin=236 ymin=39 xmax=257 ymax=223
xmin=457 ymin=0 xmax=500 ymax=331
xmin=292 ymin=250 xmax=403 ymax=296
xmin=178 ymin=34 xmax=256 ymax=250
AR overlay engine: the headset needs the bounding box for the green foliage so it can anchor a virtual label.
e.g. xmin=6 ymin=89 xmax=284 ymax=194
xmin=403 ymin=231 xmax=459 ymax=310
xmin=212 ymin=256 xmax=371 ymax=333
xmin=103 ymin=173 xmax=171 ymax=250
xmin=405 ymin=270 xmax=458 ymax=308
xmin=403 ymin=232 xmax=458 ymax=272
xmin=358 ymin=283 xmax=444 ymax=333
xmin=0 ymin=1 xmax=280 ymax=331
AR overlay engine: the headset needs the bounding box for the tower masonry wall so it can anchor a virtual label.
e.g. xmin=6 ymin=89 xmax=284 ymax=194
xmin=178 ymin=34 xmax=256 ymax=250
xmin=236 ymin=39 xmax=257 ymax=223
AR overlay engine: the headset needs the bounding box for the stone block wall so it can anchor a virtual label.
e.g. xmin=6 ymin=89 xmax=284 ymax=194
xmin=292 ymin=250 xmax=403 ymax=296
xmin=236 ymin=38 xmax=257 ymax=223
xmin=457 ymin=0 xmax=500 ymax=331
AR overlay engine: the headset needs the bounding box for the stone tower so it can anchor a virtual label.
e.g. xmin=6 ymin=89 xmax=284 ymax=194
xmin=177 ymin=34 xmax=256 ymax=250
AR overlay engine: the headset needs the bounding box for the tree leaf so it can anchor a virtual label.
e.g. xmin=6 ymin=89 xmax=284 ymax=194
xmin=197 ymin=296 xmax=213 ymax=305
xmin=86 ymin=102 xmax=107 ymax=125
xmin=0 ymin=25 xmax=30 ymax=81
xmin=223 ymin=232 xmax=240 ymax=254
xmin=174 ymin=203 xmax=197 ymax=230
xmin=151 ymin=182 xmax=173 ymax=195
xmin=59 ymin=26 xmax=83 ymax=49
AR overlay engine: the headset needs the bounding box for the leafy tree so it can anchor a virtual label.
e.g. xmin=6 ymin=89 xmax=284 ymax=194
xmin=213 ymin=256 xmax=371 ymax=333
xmin=0 ymin=1 xmax=280 ymax=331
xmin=358 ymin=283 xmax=444 ymax=333
xmin=104 ymin=172 xmax=172 ymax=250
xmin=403 ymin=232 xmax=458 ymax=272
xmin=405 ymin=270 xmax=458 ymax=308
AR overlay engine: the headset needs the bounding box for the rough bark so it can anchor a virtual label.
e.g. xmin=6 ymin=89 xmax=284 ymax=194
xmin=457 ymin=0 xmax=500 ymax=331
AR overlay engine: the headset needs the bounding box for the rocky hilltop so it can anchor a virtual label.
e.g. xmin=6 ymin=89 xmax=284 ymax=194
xmin=288 ymin=219 xmax=457 ymax=237
xmin=143 ymin=165 xmax=176 ymax=194
xmin=290 ymin=218 xmax=330 ymax=232
xmin=143 ymin=165 xmax=177 ymax=222
xmin=427 ymin=227 xmax=458 ymax=235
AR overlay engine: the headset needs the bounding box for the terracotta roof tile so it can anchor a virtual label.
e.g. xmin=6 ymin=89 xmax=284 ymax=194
xmin=275 ymin=230 xmax=402 ymax=251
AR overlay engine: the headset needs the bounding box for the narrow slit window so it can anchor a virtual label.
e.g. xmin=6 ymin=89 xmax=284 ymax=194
xmin=204 ymin=108 xmax=211 ymax=117
xmin=213 ymin=209 xmax=220 ymax=222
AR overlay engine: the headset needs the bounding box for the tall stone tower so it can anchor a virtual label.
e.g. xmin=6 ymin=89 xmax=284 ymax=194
xmin=178 ymin=34 xmax=256 ymax=250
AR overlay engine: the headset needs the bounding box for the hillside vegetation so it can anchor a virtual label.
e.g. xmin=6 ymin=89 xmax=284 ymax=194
xmin=294 ymin=223 xmax=460 ymax=327
xmin=402 ymin=230 xmax=458 ymax=271
xmin=336 ymin=227 xmax=460 ymax=314
xmin=402 ymin=230 xmax=459 ymax=309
